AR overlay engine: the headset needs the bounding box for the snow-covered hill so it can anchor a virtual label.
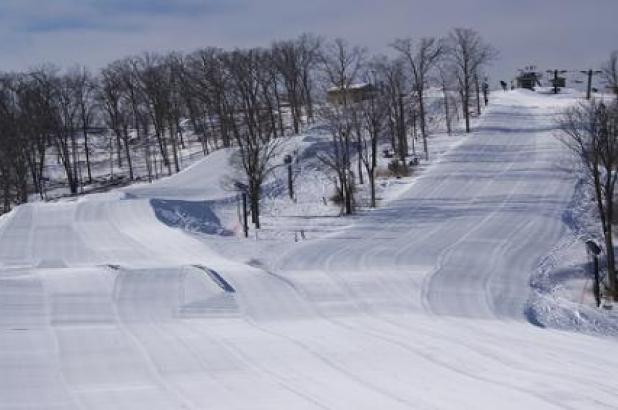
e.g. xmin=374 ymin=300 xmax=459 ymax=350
xmin=1 ymin=90 xmax=618 ymax=409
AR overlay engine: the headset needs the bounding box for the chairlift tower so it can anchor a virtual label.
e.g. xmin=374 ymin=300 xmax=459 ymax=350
xmin=546 ymin=69 xmax=568 ymax=94
xmin=580 ymin=69 xmax=603 ymax=100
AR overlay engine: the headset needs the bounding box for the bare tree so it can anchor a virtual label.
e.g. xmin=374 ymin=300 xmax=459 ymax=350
xmin=71 ymin=66 xmax=97 ymax=184
xmin=318 ymin=39 xmax=366 ymax=214
xmin=392 ymin=37 xmax=443 ymax=160
xmin=272 ymin=39 xmax=305 ymax=134
xmin=187 ymin=48 xmax=237 ymax=149
xmin=272 ymin=34 xmax=322 ymax=133
xmin=317 ymin=103 xmax=356 ymax=214
xmin=319 ymin=38 xmax=366 ymax=105
xmin=117 ymin=57 xmax=155 ymax=181
xmin=258 ymin=50 xmax=284 ymax=139
xmin=185 ymin=48 xmax=218 ymax=152
xmin=445 ymin=28 xmax=497 ymax=133
xmin=33 ymin=67 xmax=83 ymax=195
xmin=100 ymin=62 xmax=135 ymax=180
xmin=15 ymin=74 xmax=53 ymax=198
xmin=298 ymin=33 xmax=321 ymax=123
xmin=379 ymin=57 xmax=410 ymax=164
xmin=437 ymin=63 xmax=459 ymax=135
xmin=135 ymin=53 xmax=175 ymax=175
xmin=226 ymin=48 xmax=281 ymax=228
xmin=359 ymin=67 xmax=388 ymax=207
xmin=603 ymin=51 xmax=618 ymax=98
xmin=164 ymin=53 xmax=187 ymax=171
xmin=558 ymin=99 xmax=618 ymax=300
xmin=175 ymin=52 xmax=211 ymax=155
xmin=0 ymin=75 xmax=30 ymax=205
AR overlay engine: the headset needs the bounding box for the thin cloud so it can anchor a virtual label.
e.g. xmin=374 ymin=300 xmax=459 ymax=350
xmin=3 ymin=0 xmax=237 ymax=33
xmin=0 ymin=0 xmax=615 ymax=84
xmin=93 ymin=0 xmax=232 ymax=17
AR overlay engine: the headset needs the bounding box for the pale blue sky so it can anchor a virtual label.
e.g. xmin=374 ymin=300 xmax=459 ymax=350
xmin=0 ymin=0 xmax=616 ymax=85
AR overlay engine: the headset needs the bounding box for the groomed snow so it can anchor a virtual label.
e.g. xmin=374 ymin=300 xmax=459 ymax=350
xmin=1 ymin=90 xmax=618 ymax=409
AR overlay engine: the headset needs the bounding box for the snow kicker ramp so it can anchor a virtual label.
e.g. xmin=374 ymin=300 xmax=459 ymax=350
xmin=2 ymin=91 xmax=618 ymax=409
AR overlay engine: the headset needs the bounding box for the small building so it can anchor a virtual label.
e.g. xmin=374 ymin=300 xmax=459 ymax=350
xmin=327 ymin=83 xmax=377 ymax=105
xmin=516 ymin=70 xmax=542 ymax=90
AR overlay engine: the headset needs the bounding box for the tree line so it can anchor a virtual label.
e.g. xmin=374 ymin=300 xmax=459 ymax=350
xmin=0 ymin=28 xmax=496 ymax=222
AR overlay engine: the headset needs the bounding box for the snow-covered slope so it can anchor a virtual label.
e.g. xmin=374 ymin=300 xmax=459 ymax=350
xmin=273 ymin=90 xmax=574 ymax=320
xmin=1 ymin=90 xmax=618 ymax=409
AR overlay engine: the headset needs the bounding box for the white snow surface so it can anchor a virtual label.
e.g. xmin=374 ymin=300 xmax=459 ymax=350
xmin=1 ymin=90 xmax=618 ymax=409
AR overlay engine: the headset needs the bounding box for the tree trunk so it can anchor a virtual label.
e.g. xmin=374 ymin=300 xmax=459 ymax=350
xmin=443 ymin=88 xmax=452 ymax=135
xmin=370 ymin=124 xmax=378 ymax=208
xmin=418 ymin=88 xmax=429 ymax=160
xmin=356 ymin=131 xmax=364 ymax=185
xmin=475 ymin=74 xmax=482 ymax=116
xmin=250 ymin=186 xmax=261 ymax=229
xmin=2 ymin=168 xmax=11 ymax=213
xmin=398 ymin=93 xmax=408 ymax=162
xmin=154 ymin=128 xmax=172 ymax=176
xmin=605 ymin=225 xmax=617 ymax=299
xmin=604 ymin=183 xmax=617 ymax=299
xmin=169 ymin=122 xmax=180 ymax=173
xmin=115 ymin=133 xmax=123 ymax=168
xmin=593 ymin=165 xmax=617 ymax=300
xmin=82 ymin=130 xmax=92 ymax=184
xmin=303 ymin=75 xmax=314 ymax=122
xmin=463 ymin=81 xmax=471 ymax=133
xmin=122 ymin=127 xmax=134 ymax=181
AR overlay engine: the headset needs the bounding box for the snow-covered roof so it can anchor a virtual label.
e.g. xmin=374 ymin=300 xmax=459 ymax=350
xmin=327 ymin=82 xmax=373 ymax=93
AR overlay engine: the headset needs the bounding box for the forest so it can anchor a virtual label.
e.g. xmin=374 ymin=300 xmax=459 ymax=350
xmin=0 ymin=28 xmax=497 ymax=218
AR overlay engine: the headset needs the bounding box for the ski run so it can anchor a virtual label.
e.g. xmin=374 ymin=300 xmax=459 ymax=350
xmin=2 ymin=89 xmax=618 ymax=409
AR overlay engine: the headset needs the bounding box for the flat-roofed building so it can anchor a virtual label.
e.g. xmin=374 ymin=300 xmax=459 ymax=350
xmin=326 ymin=83 xmax=377 ymax=105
